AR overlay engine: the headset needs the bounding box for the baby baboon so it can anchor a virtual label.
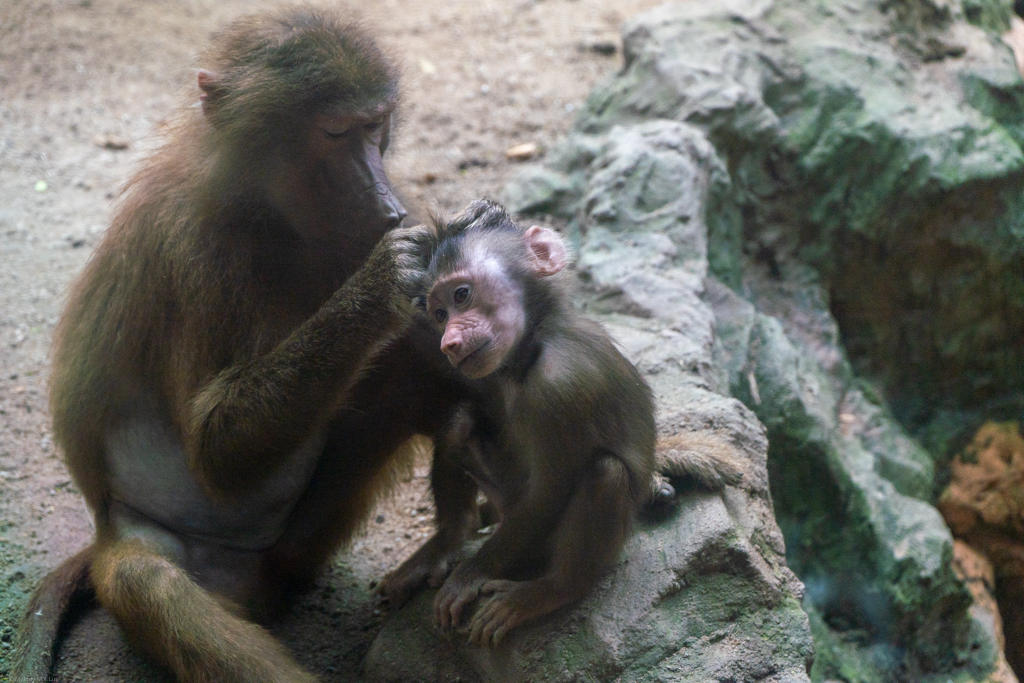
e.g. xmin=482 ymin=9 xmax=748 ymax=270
xmin=380 ymin=200 xmax=744 ymax=646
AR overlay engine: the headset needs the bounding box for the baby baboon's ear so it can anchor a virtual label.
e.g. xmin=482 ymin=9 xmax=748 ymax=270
xmin=524 ymin=226 xmax=566 ymax=277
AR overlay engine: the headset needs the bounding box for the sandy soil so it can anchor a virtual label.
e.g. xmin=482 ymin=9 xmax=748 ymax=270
xmin=0 ymin=0 xmax=664 ymax=679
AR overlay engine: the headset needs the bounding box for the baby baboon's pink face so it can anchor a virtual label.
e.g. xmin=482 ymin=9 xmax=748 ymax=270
xmin=427 ymin=251 xmax=525 ymax=379
xmin=426 ymin=225 xmax=567 ymax=379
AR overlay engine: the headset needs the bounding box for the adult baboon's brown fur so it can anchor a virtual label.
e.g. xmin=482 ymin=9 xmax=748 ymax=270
xmin=13 ymin=8 xmax=470 ymax=682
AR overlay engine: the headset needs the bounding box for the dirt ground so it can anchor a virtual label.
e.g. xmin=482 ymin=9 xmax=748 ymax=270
xmin=0 ymin=0 xmax=665 ymax=679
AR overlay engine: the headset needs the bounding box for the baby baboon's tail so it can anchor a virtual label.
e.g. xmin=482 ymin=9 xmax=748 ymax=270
xmin=648 ymin=431 xmax=746 ymax=506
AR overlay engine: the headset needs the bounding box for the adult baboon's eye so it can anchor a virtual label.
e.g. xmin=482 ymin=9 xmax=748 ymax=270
xmin=453 ymin=285 xmax=470 ymax=305
xmin=364 ymin=117 xmax=384 ymax=133
xmin=324 ymin=126 xmax=350 ymax=139
xmin=434 ymin=309 xmax=447 ymax=323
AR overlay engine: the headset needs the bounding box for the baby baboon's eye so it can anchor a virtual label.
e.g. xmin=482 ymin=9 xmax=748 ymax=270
xmin=434 ymin=309 xmax=448 ymax=323
xmin=453 ymin=285 xmax=470 ymax=306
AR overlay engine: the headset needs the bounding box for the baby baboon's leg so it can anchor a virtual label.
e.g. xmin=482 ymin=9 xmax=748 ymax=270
xmin=470 ymin=454 xmax=632 ymax=646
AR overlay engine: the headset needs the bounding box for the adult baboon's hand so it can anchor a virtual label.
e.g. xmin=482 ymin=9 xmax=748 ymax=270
xmin=362 ymin=223 xmax=433 ymax=315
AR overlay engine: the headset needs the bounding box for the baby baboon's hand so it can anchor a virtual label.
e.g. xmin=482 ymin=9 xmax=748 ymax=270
xmin=377 ymin=532 xmax=461 ymax=609
xmin=434 ymin=562 xmax=488 ymax=631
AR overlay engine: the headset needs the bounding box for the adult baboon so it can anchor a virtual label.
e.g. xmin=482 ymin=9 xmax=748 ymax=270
xmin=13 ymin=8 xmax=470 ymax=682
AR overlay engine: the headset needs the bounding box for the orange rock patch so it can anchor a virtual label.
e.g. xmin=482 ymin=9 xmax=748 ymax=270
xmin=940 ymin=421 xmax=1024 ymax=680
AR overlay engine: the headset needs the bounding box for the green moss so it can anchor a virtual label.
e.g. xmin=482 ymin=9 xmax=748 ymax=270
xmin=961 ymin=0 xmax=1015 ymax=33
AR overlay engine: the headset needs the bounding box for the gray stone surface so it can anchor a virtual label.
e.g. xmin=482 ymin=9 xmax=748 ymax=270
xmin=367 ymin=109 xmax=812 ymax=683
xmin=713 ymin=273 xmax=996 ymax=681
xmin=372 ymin=0 xmax=1024 ymax=680
xmin=517 ymin=0 xmax=1024 ymax=426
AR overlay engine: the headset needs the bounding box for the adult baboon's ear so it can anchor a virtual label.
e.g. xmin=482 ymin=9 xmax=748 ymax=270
xmin=524 ymin=226 xmax=567 ymax=277
xmin=197 ymin=70 xmax=225 ymax=118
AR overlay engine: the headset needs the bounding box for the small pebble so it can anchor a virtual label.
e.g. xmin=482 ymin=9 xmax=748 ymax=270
xmin=506 ymin=142 xmax=538 ymax=160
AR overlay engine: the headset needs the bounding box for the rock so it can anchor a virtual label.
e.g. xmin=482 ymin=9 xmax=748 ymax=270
xmin=368 ymin=490 xmax=812 ymax=683
xmin=367 ymin=104 xmax=812 ymax=683
xmin=950 ymin=540 xmax=1019 ymax=683
xmin=486 ymin=0 xmax=1024 ymax=679
xmin=375 ymin=0 xmax=1024 ymax=679
xmin=712 ymin=275 xmax=995 ymax=681
xmin=939 ymin=422 xmax=1024 ymax=537
xmin=505 ymin=142 xmax=539 ymax=160
xmin=94 ymin=134 xmax=129 ymax=150
xmin=1004 ymin=16 xmax=1024 ymax=75
xmin=963 ymin=0 xmax=1016 ymax=34
xmin=940 ymin=422 xmax=1024 ymax=677
xmin=532 ymin=0 xmax=1024 ymax=429
xmin=501 ymin=167 xmax=578 ymax=217
xmin=578 ymin=38 xmax=617 ymax=56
